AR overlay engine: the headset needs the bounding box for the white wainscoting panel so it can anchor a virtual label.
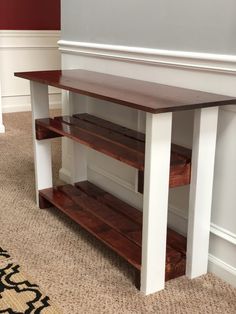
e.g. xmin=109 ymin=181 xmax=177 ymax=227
xmin=59 ymin=40 xmax=236 ymax=287
xmin=0 ymin=30 xmax=61 ymax=113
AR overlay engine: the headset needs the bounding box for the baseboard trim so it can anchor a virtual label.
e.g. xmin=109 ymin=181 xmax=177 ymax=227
xmin=0 ymin=124 xmax=5 ymax=133
xmin=168 ymin=205 xmax=188 ymax=236
xmin=2 ymin=102 xmax=61 ymax=113
xmin=59 ymin=168 xmax=73 ymax=184
xmin=168 ymin=205 xmax=236 ymax=246
xmin=61 ymin=160 xmax=236 ymax=247
xmin=208 ymin=254 xmax=236 ymax=287
xmin=58 ymin=40 xmax=236 ymax=74
xmin=87 ymin=164 xmax=136 ymax=192
xmin=2 ymin=93 xmax=61 ymax=113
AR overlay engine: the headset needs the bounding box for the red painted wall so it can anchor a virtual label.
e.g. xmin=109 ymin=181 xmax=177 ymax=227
xmin=0 ymin=0 xmax=60 ymax=30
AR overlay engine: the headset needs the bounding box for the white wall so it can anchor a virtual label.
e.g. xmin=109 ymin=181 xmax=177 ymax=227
xmin=60 ymin=0 xmax=236 ymax=289
xmin=59 ymin=41 xmax=236 ymax=287
xmin=61 ymin=0 xmax=236 ymax=55
xmin=0 ymin=30 xmax=61 ymax=120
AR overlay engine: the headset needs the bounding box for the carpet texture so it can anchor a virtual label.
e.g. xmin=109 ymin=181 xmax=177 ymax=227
xmin=0 ymin=111 xmax=236 ymax=314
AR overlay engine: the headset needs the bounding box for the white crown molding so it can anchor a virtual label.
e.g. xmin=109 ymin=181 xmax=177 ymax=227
xmin=0 ymin=30 xmax=61 ymax=48
xmin=58 ymin=40 xmax=236 ymax=74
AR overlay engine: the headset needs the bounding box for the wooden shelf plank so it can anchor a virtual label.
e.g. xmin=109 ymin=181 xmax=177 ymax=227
xmin=36 ymin=118 xmax=144 ymax=170
xmin=57 ymin=184 xmax=142 ymax=246
xmin=39 ymin=185 xmax=141 ymax=269
xmin=39 ymin=181 xmax=187 ymax=282
xmin=76 ymin=181 xmax=187 ymax=256
xmin=76 ymin=181 xmax=143 ymax=225
xmin=74 ymin=113 xmax=146 ymax=142
xmin=55 ymin=115 xmax=145 ymax=154
xmin=36 ymin=114 xmax=191 ymax=188
xmin=15 ymin=69 xmax=236 ymax=113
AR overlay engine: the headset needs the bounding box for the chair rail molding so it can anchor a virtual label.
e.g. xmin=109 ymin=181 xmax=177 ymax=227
xmin=58 ymin=40 xmax=236 ymax=73
xmin=58 ymin=39 xmax=236 ymax=287
xmin=0 ymin=30 xmax=61 ymax=113
xmin=58 ymin=40 xmax=236 ymax=111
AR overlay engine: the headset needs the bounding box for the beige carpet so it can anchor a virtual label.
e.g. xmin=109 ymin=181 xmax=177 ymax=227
xmin=0 ymin=111 xmax=236 ymax=314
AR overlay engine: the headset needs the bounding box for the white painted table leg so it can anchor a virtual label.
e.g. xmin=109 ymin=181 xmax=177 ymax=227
xmin=141 ymin=112 xmax=172 ymax=295
xmin=30 ymin=81 xmax=53 ymax=206
xmin=186 ymin=106 xmax=219 ymax=279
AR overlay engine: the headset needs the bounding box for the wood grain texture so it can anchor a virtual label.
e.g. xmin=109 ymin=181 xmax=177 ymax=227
xmin=138 ymin=161 xmax=191 ymax=192
xmin=15 ymin=70 xmax=236 ymax=113
xmin=39 ymin=181 xmax=187 ymax=287
xmin=36 ymin=114 xmax=191 ymax=188
xmin=36 ymin=117 xmax=144 ymax=170
xmin=36 ymin=123 xmax=62 ymax=140
xmin=39 ymin=185 xmax=141 ymax=270
xmin=76 ymin=181 xmax=143 ymax=225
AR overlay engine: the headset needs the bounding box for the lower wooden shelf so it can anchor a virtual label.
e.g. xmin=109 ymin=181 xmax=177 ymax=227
xmin=39 ymin=181 xmax=186 ymax=286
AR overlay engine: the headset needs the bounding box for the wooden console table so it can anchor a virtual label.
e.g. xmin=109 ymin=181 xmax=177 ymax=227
xmin=15 ymin=69 xmax=236 ymax=295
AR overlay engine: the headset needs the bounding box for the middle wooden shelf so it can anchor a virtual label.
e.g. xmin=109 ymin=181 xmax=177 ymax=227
xmin=36 ymin=113 xmax=192 ymax=190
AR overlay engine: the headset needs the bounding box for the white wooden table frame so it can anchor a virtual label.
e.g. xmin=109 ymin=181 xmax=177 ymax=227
xmin=141 ymin=107 xmax=218 ymax=295
xmin=30 ymin=81 xmax=219 ymax=296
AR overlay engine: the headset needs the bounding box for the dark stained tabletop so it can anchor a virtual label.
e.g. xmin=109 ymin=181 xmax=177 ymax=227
xmin=15 ymin=69 xmax=236 ymax=113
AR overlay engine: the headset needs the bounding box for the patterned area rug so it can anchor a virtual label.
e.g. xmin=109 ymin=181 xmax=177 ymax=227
xmin=0 ymin=247 xmax=61 ymax=314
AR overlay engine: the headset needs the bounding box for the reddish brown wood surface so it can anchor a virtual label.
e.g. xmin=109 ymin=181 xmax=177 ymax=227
xmin=76 ymin=181 xmax=143 ymax=225
xmin=58 ymin=184 xmax=141 ymax=246
xmin=74 ymin=113 xmax=146 ymax=142
xmin=36 ymin=117 xmax=144 ymax=170
xmin=36 ymin=123 xmax=62 ymax=140
xmin=76 ymin=181 xmax=187 ymax=257
xmin=15 ymin=70 xmax=236 ymax=113
xmin=36 ymin=114 xmax=191 ymax=187
xmin=138 ymin=161 xmax=191 ymax=193
xmin=39 ymin=185 xmax=141 ymax=269
xmin=39 ymin=181 xmax=187 ymax=284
